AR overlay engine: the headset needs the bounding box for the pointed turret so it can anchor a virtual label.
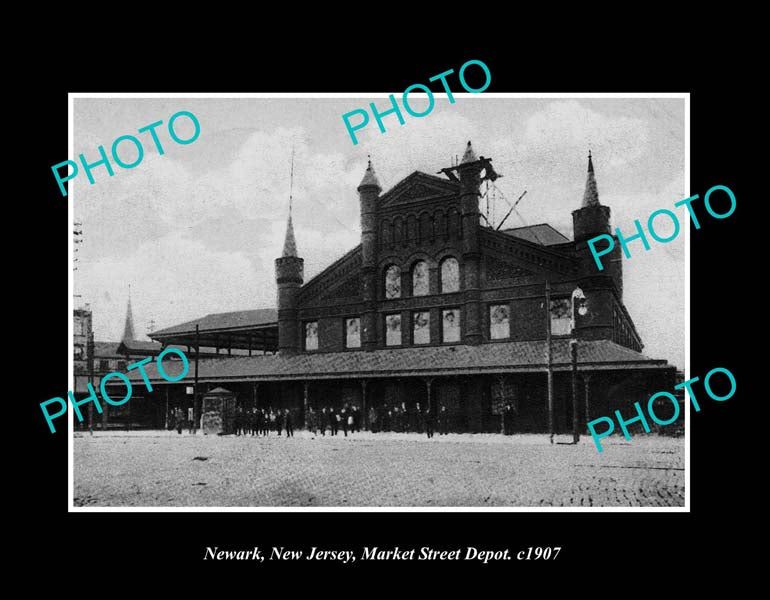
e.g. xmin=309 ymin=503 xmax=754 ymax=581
xmin=358 ymin=157 xmax=381 ymax=191
xmin=460 ymin=140 xmax=478 ymax=164
xmin=358 ymin=156 xmax=381 ymax=351
xmin=573 ymin=151 xmax=610 ymax=243
xmin=454 ymin=141 xmax=484 ymax=345
xmin=122 ymin=287 xmax=136 ymax=343
xmin=282 ymin=214 xmax=298 ymax=257
xmin=275 ymin=206 xmax=304 ymax=355
xmin=582 ymin=150 xmax=601 ymax=207
xmin=572 ymin=151 xmax=621 ymax=297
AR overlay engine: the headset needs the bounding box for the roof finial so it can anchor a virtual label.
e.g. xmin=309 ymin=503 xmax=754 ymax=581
xmin=288 ymin=147 xmax=295 ymax=217
xmin=358 ymin=155 xmax=382 ymax=190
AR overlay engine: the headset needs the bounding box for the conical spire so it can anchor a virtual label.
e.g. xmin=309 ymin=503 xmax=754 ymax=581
xmin=122 ymin=286 xmax=136 ymax=342
xmin=358 ymin=156 xmax=381 ymax=190
xmin=282 ymin=213 xmax=298 ymax=257
xmin=582 ymin=150 xmax=600 ymax=207
xmin=460 ymin=140 xmax=478 ymax=164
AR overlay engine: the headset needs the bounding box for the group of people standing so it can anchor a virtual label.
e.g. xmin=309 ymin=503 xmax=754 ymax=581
xmin=305 ymin=405 xmax=362 ymax=437
xmin=233 ymin=407 xmax=295 ymax=437
xmin=367 ymin=402 xmax=451 ymax=437
xmin=226 ymin=403 xmax=458 ymax=439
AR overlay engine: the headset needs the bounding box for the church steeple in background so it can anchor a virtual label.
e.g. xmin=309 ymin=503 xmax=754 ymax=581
xmin=122 ymin=285 xmax=136 ymax=343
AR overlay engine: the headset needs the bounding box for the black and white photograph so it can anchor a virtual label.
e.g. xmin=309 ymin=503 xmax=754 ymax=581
xmin=70 ymin=94 xmax=687 ymax=509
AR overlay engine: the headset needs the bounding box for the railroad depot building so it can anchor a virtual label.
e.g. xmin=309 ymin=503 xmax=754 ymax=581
xmin=116 ymin=142 xmax=675 ymax=433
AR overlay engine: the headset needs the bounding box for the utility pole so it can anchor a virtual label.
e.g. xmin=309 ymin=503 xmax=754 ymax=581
xmin=571 ymin=287 xmax=586 ymax=444
xmin=545 ymin=281 xmax=554 ymax=444
xmin=87 ymin=326 xmax=94 ymax=435
xmin=194 ymin=324 xmax=200 ymax=434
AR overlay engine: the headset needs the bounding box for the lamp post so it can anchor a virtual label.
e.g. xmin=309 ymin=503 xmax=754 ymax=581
xmin=571 ymin=287 xmax=587 ymax=444
xmin=545 ymin=281 xmax=554 ymax=444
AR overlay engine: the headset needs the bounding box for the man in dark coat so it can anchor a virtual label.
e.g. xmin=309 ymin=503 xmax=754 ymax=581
xmin=503 ymin=403 xmax=513 ymax=435
xmin=340 ymin=407 xmax=349 ymax=437
xmin=306 ymin=407 xmax=316 ymax=435
xmin=438 ymin=405 xmax=449 ymax=435
xmin=284 ymin=409 xmax=294 ymax=437
xmin=275 ymin=409 xmax=284 ymax=436
xmin=424 ymin=406 xmax=434 ymax=439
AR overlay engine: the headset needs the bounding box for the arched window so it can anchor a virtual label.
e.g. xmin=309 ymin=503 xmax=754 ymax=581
xmin=434 ymin=210 xmax=447 ymax=238
xmin=384 ymin=265 xmax=401 ymax=299
xmin=419 ymin=212 xmax=433 ymax=244
xmin=407 ymin=214 xmax=418 ymax=243
xmin=305 ymin=321 xmax=319 ymax=351
xmin=345 ymin=317 xmax=361 ymax=349
xmin=489 ymin=305 xmax=510 ymax=340
xmin=393 ymin=217 xmax=403 ymax=246
xmin=448 ymin=208 xmax=461 ymax=238
xmin=440 ymin=257 xmax=460 ymax=293
xmin=412 ymin=261 xmax=429 ymax=296
xmin=380 ymin=219 xmax=393 ymax=247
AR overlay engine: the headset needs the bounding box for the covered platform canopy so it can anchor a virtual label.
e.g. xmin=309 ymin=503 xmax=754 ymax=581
xmin=149 ymin=308 xmax=278 ymax=355
xmin=124 ymin=339 xmax=672 ymax=385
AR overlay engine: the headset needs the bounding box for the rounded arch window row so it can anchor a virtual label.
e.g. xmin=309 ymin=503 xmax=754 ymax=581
xmin=384 ymin=257 xmax=460 ymax=299
xmin=379 ymin=208 xmax=463 ymax=248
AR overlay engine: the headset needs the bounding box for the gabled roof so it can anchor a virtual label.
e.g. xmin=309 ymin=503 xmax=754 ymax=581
xmin=500 ymin=223 xmax=571 ymax=246
xmin=152 ymin=308 xmax=278 ymax=337
xmin=205 ymin=386 xmax=235 ymax=396
xmin=93 ymin=342 xmax=122 ymax=359
xmin=122 ymin=339 xmax=669 ymax=385
xmin=117 ymin=339 xmax=163 ymax=355
xmin=378 ymin=171 xmax=460 ymax=208
xmin=298 ymin=245 xmax=362 ymax=303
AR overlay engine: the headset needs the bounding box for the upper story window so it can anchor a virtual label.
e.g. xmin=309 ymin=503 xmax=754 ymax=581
xmin=305 ymin=321 xmax=319 ymax=351
xmin=99 ymin=359 xmax=110 ymax=372
xmin=384 ymin=265 xmax=401 ymax=299
xmin=440 ymin=257 xmax=460 ymax=293
xmin=490 ymin=304 xmax=510 ymax=340
xmin=442 ymin=308 xmax=461 ymax=343
xmin=413 ymin=311 xmax=430 ymax=344
xmin=412 ymin=261 xmax=429 ymax=296
xmin=550 ymin=298 xmax=571 ymax=336
xmin=345 ymin=317 xmax=361 ymax=349
xmin=385 ymin=314 xmax=402 ymax=346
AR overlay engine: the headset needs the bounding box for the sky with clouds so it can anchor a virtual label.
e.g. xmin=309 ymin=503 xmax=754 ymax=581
xmin=73 ymin=96 xmax=685 ymax=369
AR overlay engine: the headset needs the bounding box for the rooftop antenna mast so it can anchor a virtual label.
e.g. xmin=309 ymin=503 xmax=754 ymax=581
xmin=289 ymin=147 xmax=295 ymax=217
xmin=496 ymin=190 xmax=528 ymax=231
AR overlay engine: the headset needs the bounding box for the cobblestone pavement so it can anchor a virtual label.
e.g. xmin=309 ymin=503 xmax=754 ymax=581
xmin=73 ymin=431 xmax=685 ymax=508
